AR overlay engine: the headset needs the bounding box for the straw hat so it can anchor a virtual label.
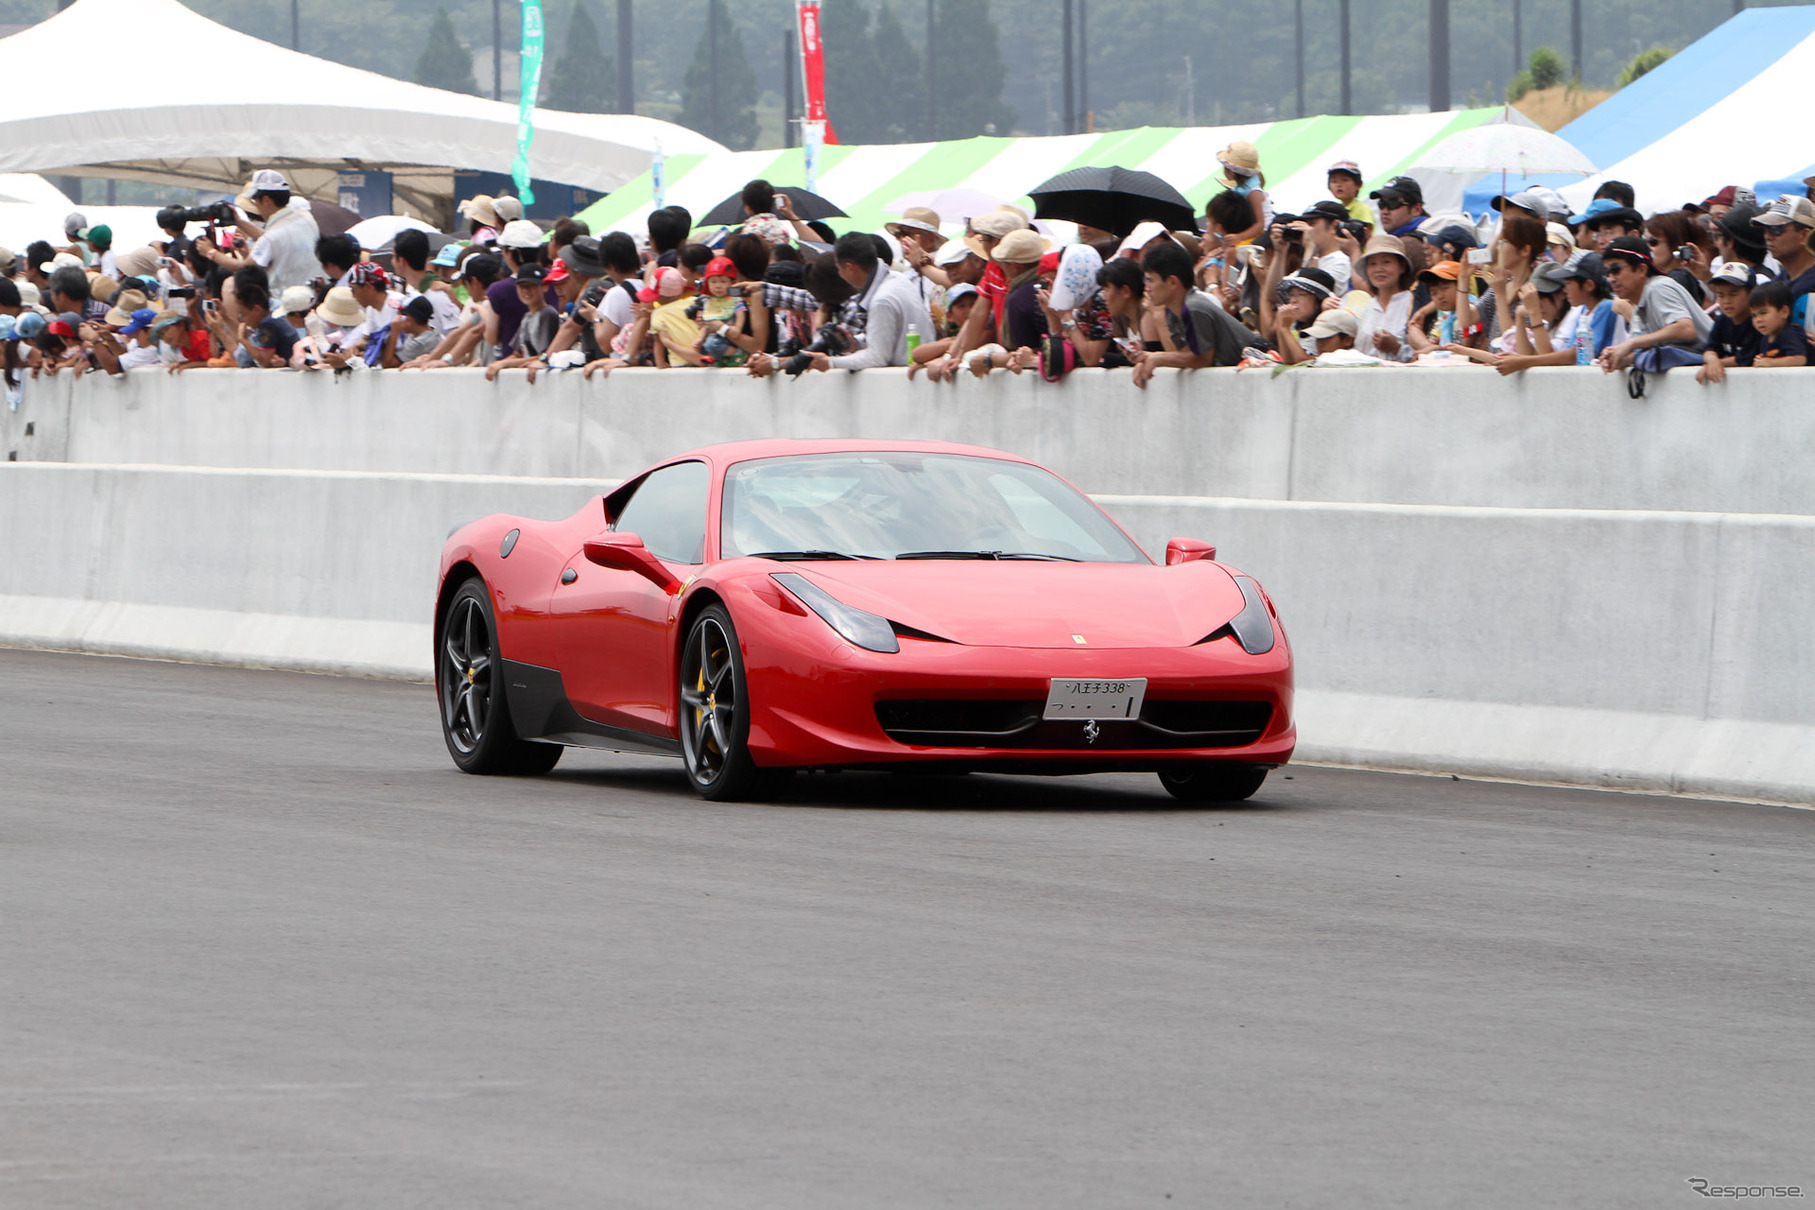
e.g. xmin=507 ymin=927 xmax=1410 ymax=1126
xmin=992 ymin=229 xmax=1050 ymax=265
xmin=316 ymin=286 xmax=365 ymax=327
xmin=887 ymin=206 xmax=946 ymax=243
xmin=103 ymin=289 xmax=150 ymax=326
xmin=113 ymin=245 xmax=160 ymax=279
xmin=1359 ymin=233 xmax=1411 ymax=268
xmin=1217 ymin=140 xmax=1261 ymax=186
xmin=460 ymin=195 xmax=502 ymax=229
xmin=964 ymin=209 xmax=1026 ymax=257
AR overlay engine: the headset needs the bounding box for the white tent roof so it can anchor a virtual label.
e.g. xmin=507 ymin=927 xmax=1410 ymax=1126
xmin=0 ymin=0 xmax=724 ymax=215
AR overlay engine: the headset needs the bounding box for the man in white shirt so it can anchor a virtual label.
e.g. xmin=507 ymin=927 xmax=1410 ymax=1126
xmin=194 ymin=169 xmax=322 ymax=293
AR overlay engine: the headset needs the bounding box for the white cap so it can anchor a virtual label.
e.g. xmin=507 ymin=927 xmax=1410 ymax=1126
xmin=945 ymin=282 xmax=979 ymax=306
xmin=493 ymin=195 xmax=525 ymax=223
xmin=498 ymin=220 xmax=545 ymax=249
xmin=934 ymin=239 xmax=977 ymax=267
xmin=248 ymin=169 xmax=291 ymax=193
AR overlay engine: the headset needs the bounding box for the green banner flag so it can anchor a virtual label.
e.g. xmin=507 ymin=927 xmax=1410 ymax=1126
xmin=513 ymin=0 xmax=545 ymax=206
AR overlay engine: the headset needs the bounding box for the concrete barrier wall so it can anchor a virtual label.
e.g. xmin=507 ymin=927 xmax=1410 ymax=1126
xmin=5 ymin=462 xmax=1810 ymax=803
xmin=7 ymin=366 xmax=1815 ymax=514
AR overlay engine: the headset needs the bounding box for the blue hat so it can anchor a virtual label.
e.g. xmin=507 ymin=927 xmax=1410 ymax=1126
xmin=15 ymin=311 xmax=48 ymax=340
xmin=432 ymin=241 xmax=464 ymax=267
xmin=120 ymin=307 xmax=158 ymax=335
xmin=1566 ymin=197 xmax=1621 ymax=226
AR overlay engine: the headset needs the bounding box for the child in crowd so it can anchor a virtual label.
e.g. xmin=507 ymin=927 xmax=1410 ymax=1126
xmin=1213 ymin=141 xmax=1270 ymax=246
xmin=687 ymin=256 xmax=747 ymax=367
xmin=1747 ymin=279 xmax=1810 ymax=366
xmin=1697 ymin=264 xmax=1763 ymax=384
xmin=395 ymin=296 xmax=442 ymax=363
xmin=1326 ymin=160 xmax=1373 ymax=240
xmin=908 ymin=283 xmax=980 ymax=375
xmin=484 ymin=264 xmax=561 ymax=379
xmin=1561 ymin=254 xmax=1625 ymax=362
xmin=1407 ymin=261 xmax=1479 ymax=353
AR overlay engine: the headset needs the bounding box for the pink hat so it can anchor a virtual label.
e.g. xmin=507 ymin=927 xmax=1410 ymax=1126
xmin=636 ymin=266 xmax=685 ymax=303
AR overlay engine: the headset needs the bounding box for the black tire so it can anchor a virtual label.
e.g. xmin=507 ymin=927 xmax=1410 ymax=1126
xmin=438 ymin=578 xmax=563 ymax=776
xmin=1157 ymin=764 xmax=1269 ymax=803
xmin=678 ymin=604 xmax=790 ymax=801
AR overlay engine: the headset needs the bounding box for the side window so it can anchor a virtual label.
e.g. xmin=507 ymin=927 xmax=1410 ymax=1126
xmin=611 ymin=461 xmax=710 ymax=564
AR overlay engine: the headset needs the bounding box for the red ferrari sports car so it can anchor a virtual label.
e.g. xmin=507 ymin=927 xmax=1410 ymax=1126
xmin=436 ymin=439 xmax=1293 ymax=801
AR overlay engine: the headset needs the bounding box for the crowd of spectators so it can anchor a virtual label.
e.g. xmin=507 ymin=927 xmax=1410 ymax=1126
xmin=6 ymin=156 xmax=1814 ymax=404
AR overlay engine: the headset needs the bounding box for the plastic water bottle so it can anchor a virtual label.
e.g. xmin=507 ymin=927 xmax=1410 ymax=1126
xmin=1574 ymin=323 xmax=1592 ymax=366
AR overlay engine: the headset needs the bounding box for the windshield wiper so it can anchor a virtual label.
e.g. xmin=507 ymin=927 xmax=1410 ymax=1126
xmin=745 ymin=549 xmax=880 ymax=561
xmin=894 ymin=550 xmax=1080 ymax=561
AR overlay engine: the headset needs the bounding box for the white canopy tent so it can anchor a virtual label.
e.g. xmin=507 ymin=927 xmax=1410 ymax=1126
xmin=0 ymin=0 xmax=724 ymax=221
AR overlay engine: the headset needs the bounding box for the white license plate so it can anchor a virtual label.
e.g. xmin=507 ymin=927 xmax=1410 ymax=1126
xmin=1043 ymin=678 xmax=1147 ymax=720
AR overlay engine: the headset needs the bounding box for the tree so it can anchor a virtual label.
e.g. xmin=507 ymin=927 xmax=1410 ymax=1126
xmin=413 ymin=5 xmax=479 ymax=96
xmin=544 ymin=0 xmax=615 ymax=112
xmin=1618 ymin=45 xmax=1674 ymax=89
xmin=866 ymin=0 xmax=925 ymax=142
xmin=931 ymin=0 xmax=1014 ymax=139
xmin=680 ymin=0 xmax=759 ymax=150
xmin=1527 ymin=46 xmax=1565 ymax=91
xmin=821 ymin=0 xmax=883 ymax=143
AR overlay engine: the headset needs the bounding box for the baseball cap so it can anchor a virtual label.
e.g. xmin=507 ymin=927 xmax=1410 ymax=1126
xmin=1369 ymin=175 xmax=1423 ymax=206
xmin=1753 ymin=195 xmax=1815 ymax=228
xmin=432 ymin=242 xmax=464 ymax=268
xmin=1492 ymin=189 xmax=1550 ymax=223
xmin=1561 ymin=251 xmax=1608 ymax=283
xmin=16 ymin=311 xmax=48 ymax=340
xmin=246 ymin=169 xmax=291 ymax=194
xmin=402 ymin=295 xmax=435 ymax=323
xmin=279 ymin=285 xmax=315 ymax=314
xmin=1566 ymin=197 xmax=1621 ymax=226
xmin=1709 ymin=262 xmax=1761 ymax=289
xmin=935 ymin=238 xmax=977 ymax=267
xmin=149 ymin=310 xmax=189 ymax=335
xmin=1304 ymin=310 xmax=1359 ymax=340
xmin=1303 ymin=200 xmax=1349 ymax=223
xmin=1326 ymin=160 xmax=1363 ymax=179
xmin=1703 ymin=185 xmax=1739 ymax=209
xmin=47 ymin=319 xmax=78 ymax=338
xmin=945 ymin=282 xmax=979 ymax=307
xmin=492 ymin=195 xmax=525 ymax=223
xmin=1530 ymin=261 xmax=1571 ymax=294
xmin=38 ymin=251 xmax=84 ymax=275
xmin=543 ymin=258 xmax=570 ymax=284
xmin=636 ymin=266 xmax=685 ymax=303
xmin=1418 ymin=260 xmax=1463 ymax=284
xmin=1582 ymin=204 xmax=1643 ymax=232
xmin=118 ymin=307 xmax=158 ymax=335
xmin=79 ymin=223 xmax=113 ymax=248
xmin=1602 ymin=235 xmax=1656 ymax=274
xmin=704 ymin=255 xmax=737 ymax=279
xmin=964 ymin=209 xmax=1027 ymax=257
xmin=347 ymin=262 xmax=390 ymax=289
xmin=498 ymin=220 xmax=546 ymax=249
xmin=1546 ymin=222 xmax=1576 ymax=251
xmin=514 ymin=263 xmax=549 ymax=285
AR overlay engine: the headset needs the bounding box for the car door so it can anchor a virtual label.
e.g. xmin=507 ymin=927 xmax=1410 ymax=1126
xmin=549 ymin=460 xmax=710 ymax=734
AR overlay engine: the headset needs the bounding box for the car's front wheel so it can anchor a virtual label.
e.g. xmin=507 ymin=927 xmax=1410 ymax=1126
xmin=679 ymin=604 xmax=789 ymax=801
xmin=439 ymin=578 xmax=562 ymax=776
xmin=1157 ymin=764 xmax=1268 ymax=803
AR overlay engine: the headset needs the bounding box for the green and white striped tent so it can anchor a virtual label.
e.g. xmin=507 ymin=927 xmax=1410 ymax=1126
xmin=574 ymin=108 xmax=1516 ymax=239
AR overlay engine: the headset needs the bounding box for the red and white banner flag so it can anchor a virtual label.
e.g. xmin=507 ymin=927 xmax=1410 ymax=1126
xmin=796 ymin=0 xmax=838 ymax=144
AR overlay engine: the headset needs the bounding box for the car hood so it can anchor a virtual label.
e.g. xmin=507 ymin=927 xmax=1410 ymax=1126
xmin=790 ymin=560 xmax=1247 ymax=649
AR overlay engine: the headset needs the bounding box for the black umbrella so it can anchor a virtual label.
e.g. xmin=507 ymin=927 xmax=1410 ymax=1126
xmin=699 ymin=187 xmax=847 ymax=227
xmin=1028 ymin=166 xmax=1197 ymax=238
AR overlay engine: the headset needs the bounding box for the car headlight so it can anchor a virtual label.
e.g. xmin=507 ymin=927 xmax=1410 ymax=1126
xmin=771 ymin=572 xmax=900 ymax=654
xmin=1228 ymin=575 xmax=1276 ymax=655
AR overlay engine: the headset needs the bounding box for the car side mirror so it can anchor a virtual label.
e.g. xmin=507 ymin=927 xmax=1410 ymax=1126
xmin=583 ymin=532 xmax=683 ymax=593
xmin=1165 ymin=537 xmax=1216 ymax=566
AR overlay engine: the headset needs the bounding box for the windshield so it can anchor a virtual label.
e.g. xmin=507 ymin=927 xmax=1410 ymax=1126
xmin=720 ymin=453 xmax=1149 ymax=563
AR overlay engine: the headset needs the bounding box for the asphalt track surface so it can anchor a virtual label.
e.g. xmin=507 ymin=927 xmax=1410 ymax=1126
xmin=3 ymin=650 xmax=1812 ymax=1209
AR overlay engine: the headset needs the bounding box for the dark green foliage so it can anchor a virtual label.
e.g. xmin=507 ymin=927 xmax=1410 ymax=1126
xmin=680 ymin=0 xmax=759 ymax=149
xmin=1528 ymin=45 xmax=1565 ymax=90
xmin=545 ymin=0 xmax=616 ymax=112
xmin=414 ymin=6 xmax=479 ymax=95
xmin=1618 ymin=45 xmax=1674 ymax=88
xmin=930 ymin=0 xmax=1014 ymax=139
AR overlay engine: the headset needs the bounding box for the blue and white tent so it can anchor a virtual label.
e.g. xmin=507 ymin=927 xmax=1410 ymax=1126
xmin=1460 ymin=5 xmax=1815 ymax=217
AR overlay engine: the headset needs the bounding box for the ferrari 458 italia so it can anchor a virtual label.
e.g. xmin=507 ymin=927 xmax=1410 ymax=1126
xmin=436 ymin=440 xmax=1293 ymax=800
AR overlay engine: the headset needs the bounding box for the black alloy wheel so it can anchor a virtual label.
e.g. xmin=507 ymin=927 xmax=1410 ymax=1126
xmin=678 ymin=604 xmax=789 ymax=801
xmin=1157 ymin=764 xmax=1269 ymax=803
xmin=438 ymin=579 xmax=562 ymax=775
